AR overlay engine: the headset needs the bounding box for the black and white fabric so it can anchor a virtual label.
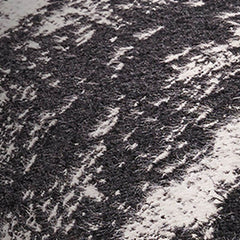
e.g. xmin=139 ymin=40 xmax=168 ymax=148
xmin=1 ymin=0 xmax=240 ymax=239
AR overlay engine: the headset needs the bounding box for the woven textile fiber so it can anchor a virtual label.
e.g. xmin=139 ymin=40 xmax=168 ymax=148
xmin=1 ymin=1 xmax=240 ymax=239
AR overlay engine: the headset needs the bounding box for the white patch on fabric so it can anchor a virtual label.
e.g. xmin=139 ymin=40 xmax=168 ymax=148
xmin=133 ymin=26 xmax=164 ymax=40
xmin=89 ymin=107 xmax=120 ymax=138
xmin=122 ymin=117 xmax=240 ymax=239
xmin=0 ymin=0 xmax=49 ymax=36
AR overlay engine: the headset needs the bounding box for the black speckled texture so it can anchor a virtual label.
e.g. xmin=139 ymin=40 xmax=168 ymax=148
xmin=0 ymin=0 xmax=240 ymax=239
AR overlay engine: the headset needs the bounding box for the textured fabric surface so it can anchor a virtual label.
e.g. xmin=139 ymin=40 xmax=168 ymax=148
xmin=0 ymin=1 xmax=240 ymax=239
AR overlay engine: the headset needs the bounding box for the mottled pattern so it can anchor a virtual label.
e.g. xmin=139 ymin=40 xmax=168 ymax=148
xmin=0 ymin=0 xmax=240 ymax=239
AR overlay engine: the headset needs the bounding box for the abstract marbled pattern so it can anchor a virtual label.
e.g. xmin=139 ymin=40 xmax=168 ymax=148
xmin=1 ymin=1 xmax=240 ymax=239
